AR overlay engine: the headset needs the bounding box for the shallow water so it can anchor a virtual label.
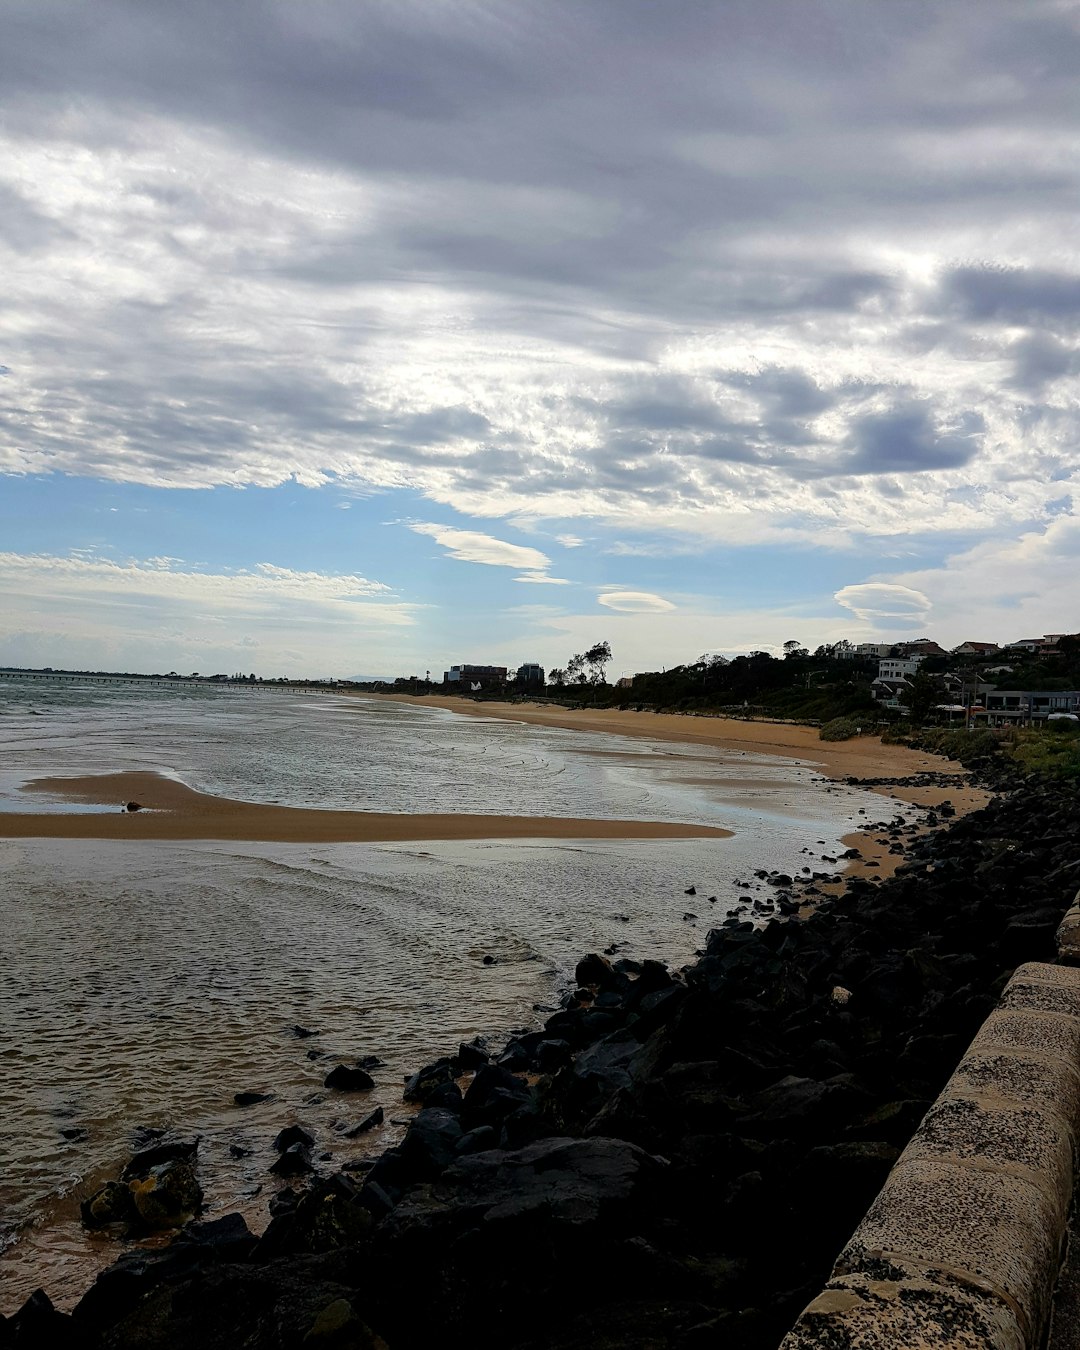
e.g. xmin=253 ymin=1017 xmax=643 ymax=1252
xmin=0 ymin=680 xmax=906 ymax=1310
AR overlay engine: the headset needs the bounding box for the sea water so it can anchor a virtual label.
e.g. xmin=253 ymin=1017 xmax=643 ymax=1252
xmin=0 ymin=679 xmax=903 ymax=1309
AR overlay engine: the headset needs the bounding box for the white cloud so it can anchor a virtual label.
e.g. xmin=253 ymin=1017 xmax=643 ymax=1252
xmin=0 ymin=551 xmax=418 ymax=675
xmin=598 ymin=590 xmax=676 ymax=614
xmin=556 ymin=534 xmax=585 ymax=549
xmin=408 ymin=523 xmax=552 ymax=572
xmin=832 ymin=583 xmax=932 ymax=629
xmin=515 ymin=571 xmax=571 ymax=585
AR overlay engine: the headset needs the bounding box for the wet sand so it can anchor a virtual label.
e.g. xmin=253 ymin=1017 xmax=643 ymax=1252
xmin=5 ymin=771 xmax=732 ymax=843
xmin=359 ymin=694 xmax=992 ymax=881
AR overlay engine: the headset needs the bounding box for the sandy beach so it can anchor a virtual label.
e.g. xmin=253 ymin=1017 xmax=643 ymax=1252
xmin=1 ymin=697 xmax=989 ymax=864
xmin=352 ymin=694 xmax=993 ymax=879
xmin=6 ymin=770 xmax=733 ymax=843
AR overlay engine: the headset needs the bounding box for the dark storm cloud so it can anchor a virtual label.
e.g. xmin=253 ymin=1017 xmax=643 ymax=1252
xmin=1007 ymin=332 xmax=1078 ymax=394
xmin=2 ymin=0 xmax=1079 ymax=529
xmin=940 ymin=266 xmax=1080 ymax=325
xmin=844 ymin=405 xmax=983 ymax=475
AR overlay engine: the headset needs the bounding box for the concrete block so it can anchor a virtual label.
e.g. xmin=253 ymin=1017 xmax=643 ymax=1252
xmin=835 ymin=1157 xmax=1063 ymax=1340
xmin=781 ymin=1271 xmax=1023 ymax=1349
xmin=782 ymin=962 xmax=1080 ymax=1347
xmin=968 ymin=1007 xmax=1080 ymax=1071
xmin=998 ymin=962 xmax=1080 ymax=1019
xmin=904 ymin=1093 xmax=1074 ymax=1217
xmin=946 ymin=1050 xmax=1080 ymax=1124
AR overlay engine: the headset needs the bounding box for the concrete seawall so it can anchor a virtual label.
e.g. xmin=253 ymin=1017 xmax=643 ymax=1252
xmin=781 ymin=956 xmax=1080 ymax=1348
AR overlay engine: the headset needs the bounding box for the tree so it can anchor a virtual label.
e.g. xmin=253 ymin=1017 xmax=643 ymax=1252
xmin=901 ymin=671 xmax=939 ymax=724
xmin=548 ymin=667 xmax=566 ymax=685
xmin=783 ymin=639 xmax=809 ymax=659
xmin=584 ymin=640 xmax=612 ymax=684
xmin=566 ymin=653 xmax=587 ymax=684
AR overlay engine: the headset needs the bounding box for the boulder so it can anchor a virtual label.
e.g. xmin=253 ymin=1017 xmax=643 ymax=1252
xmin=323 ymin=1065 xmax=375 ymax=1092
xmin=130 ymin=1159 xmax=203 ymax=1227
xmin=402 ymin=1057 xmax=456 ymax=1103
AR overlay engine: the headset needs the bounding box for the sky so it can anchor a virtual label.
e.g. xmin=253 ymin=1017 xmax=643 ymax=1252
xmin=1 ymin=0 xmax=1079 ymax=679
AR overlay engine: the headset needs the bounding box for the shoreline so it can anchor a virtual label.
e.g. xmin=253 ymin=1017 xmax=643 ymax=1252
xmin=29 ymin=769 xmax=1078 ymax=1349
xmin=347 ymin=693 xmax=992 ymax=881
xmin=4 ymin=771 xmax=732 ymax=843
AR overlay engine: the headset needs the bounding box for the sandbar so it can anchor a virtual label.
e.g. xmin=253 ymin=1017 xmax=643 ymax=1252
xmin=5 ymin=771 xmax=732 ymax=844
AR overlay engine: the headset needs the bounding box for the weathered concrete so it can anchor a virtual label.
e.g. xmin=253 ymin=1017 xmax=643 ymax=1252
xmin=781 ymin=962 xmax=1080 ymax=1348
xmin=1055 ymin=888 xmax=1080 ymax=964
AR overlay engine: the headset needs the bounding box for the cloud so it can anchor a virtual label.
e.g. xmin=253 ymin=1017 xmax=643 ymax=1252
xmin=833 ymin=582 xmax=932 ymax=625
xmin=844 ymin=403 xmax=984 ymax=475
xmin=0 ymin=550 xmax=420 ymax=674
xmin=598 ymin=590 xmax=676 ymax=614
xmin=556 ymin=534 xmax=585 ymax=548
xmin=1 ymin=0 xmax=1080 ymax=611
xmin=939 ymin=266 xmax=1080 ymax=326
xmin=515 ymin=571 xmax=571 ymax=585
xmin=408 ymin=522 xmax=552 ymax=572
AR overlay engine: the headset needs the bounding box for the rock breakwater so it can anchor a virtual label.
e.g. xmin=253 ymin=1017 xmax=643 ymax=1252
xmin=8 ymin=768 xmax=1080 ymax=1350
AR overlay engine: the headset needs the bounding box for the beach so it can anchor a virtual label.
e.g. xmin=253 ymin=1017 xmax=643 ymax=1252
xmin=350 ymin=693 xmax=992 ymax=877
xmin=0 ymin=682 xmax=990 ymax=1314
xmin=7 ymin=770 xmax=732 ymax=843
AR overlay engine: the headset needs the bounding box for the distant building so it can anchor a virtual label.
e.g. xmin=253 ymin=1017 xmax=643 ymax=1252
xmin=976 ymin=689 xmax=1080 ymax=724
xmin=877 ymin=657 xmax=922 ymax=681
xmin=871 ymin=676 xmax=913 ymax=710
xmin=444 ymin=664 xmax=508 ymax=688
xmin=896 ymin=639 xmax=949 ymax=659
xmin=951 ymin=641 xmax=1000 ymax=657
xmin=515 ymin=662 xmax=545 ymax=686
xmin=854 ymin=643 xmax=894 ymax=659
xmin=616 ymin=675 xmax=634 ymax=689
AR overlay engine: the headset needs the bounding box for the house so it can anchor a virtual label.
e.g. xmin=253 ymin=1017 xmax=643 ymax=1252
xmin=877 ymin=657 xmax=922 ymax=682
xmin=616 ymin=676 xmax=634 ymax=689
xmin=871 ymin=676 xmax=913 ymax=710
xmin=854 ymin=643 xmax=895 ymax=659
xmin=951 ymin=641 xmax=1000 ymax=657
xmin=896 ymin=639 xmax=949 ymax=659
xmin=976 ymin=689 xmax=1080 ymax=725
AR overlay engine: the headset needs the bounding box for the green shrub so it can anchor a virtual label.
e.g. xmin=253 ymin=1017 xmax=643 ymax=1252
xmin=819 ymin=716 xmax=866 ymax=742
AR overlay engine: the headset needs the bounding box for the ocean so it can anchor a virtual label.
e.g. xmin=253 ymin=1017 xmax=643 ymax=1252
xmin=0 ymin=678 xmax=905 ymax=1309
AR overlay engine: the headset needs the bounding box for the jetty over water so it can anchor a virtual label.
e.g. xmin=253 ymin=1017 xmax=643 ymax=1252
xmin=0 ymin=669 xmax=328 ymax=693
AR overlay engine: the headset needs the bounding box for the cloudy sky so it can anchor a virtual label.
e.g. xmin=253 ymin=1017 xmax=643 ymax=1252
xmin=2 ymin=0 xmax=1078 ymax=678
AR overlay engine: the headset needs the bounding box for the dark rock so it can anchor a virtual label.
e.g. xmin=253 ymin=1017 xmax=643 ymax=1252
xmin=122 ymin=1137 xmax=199 ymax=1180
xmin=290 ymin=1024 xmax=319 ymax=1038
xmin=402 ymin=1057 xmax=456 ymax=1103
xmin=129 ymin=1159 xmax=203 ymax=1226
xmin=270 ymin=1143 xmax=314 ymax=1177
xmin=456 ymin=1125 xmax=499 ymax=1155
xmin=423 ymin=1080 xmax=464 ymax=1112
xmin=268 ymin=1186 xmax=301 ymax=1217
xmin=273 ymin=1124 xmax=315 ymax=1153
xmin=324 ymin=1065 xmax=375 ymax=1092
xmin=341 ymin=1106 xmax=384 ymax=1137
xmin=397 ymin=1107 xmax=464 ymax=1179
xmin=357 ymin=1055 xmax=386 ymax=1070
xmin=234 ymin=1091 xmax=274 ymax=1107
xmin=575 ymin=952 xmax=623 ymax=989
xmin=81 ymin=1180 xmax=136 ymax=1229
xmin=457 ymin=1038 xmax=490 ymax=1071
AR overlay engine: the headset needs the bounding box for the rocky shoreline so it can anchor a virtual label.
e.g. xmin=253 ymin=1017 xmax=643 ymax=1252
xmin=7 ymin=756 xmax=1080 ymax=1350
